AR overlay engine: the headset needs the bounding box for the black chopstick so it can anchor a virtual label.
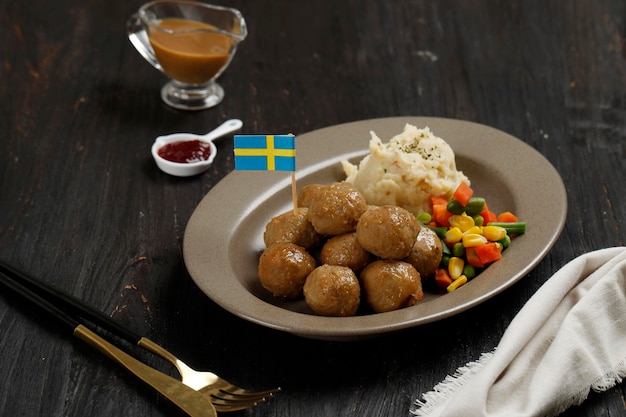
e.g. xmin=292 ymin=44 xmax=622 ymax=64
xmin=0 ymin=260 xmax=142 ymax=344
xmin=0 ymin=268 xmax=79 ymax=330
xmin=0 ymin=262 xmax=224 ymax=417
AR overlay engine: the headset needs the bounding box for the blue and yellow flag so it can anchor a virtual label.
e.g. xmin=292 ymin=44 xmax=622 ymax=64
xmin=233 ymin=134 xmax=296 ymax=171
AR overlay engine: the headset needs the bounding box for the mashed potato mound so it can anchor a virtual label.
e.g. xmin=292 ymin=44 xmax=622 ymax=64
xmin=341 ymin=124 xmax=469 ymax=215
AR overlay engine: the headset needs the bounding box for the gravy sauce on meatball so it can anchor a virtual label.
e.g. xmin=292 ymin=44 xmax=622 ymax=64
xmin=403 ymin=226 xmax=443 ymax=279
xmin=356 ymin=205 xmax=420 ymax=260
xmin=320 ymin=232 xmax=373 ymax=272
xmin=258 ymin=242 xmax=316 ymax=299
xmin=304 ymin=264 xmax=361 ymax=316
xmin=263 ymin=207 xmax=322 ymax=249
xmin=307 ymin=182 xmax=368 ymax=235
xmin=360 ymin=260 xmax=423 ymax=313
xmin=297 ymin=183 xmax=326 ymax=208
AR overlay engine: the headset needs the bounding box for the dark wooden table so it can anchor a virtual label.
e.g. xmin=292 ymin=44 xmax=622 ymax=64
xmin=2 ymin=1 xmax=625 ymax=416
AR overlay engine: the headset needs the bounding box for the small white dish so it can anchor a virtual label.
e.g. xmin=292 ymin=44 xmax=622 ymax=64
xmin=151 ymin=119 xmax=243 ymax=177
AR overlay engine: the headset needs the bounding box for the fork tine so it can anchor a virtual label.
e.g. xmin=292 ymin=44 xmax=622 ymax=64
xmin=212 ymin=392 xmax=274 ymax=406
xmin=211 ymin=391 xmax=273 ymax=404
xmin=199 ymin=378 xmax=279 ymax=397
xmin=211 ymin=398 xmax=265 ymax=413
xmin=211 ymin=386 xmax=278 ymax=412
xmin=210 ymin=390 xmax=277 ymax=413
xmin=218 ymin=385 xmax=281 ymax=397
xmin=208 ymin=386 xmax=280 ymax=412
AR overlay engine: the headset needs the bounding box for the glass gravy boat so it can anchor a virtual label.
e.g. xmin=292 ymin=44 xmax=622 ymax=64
xmin=128 ymin=0 xmax=247 ymax=110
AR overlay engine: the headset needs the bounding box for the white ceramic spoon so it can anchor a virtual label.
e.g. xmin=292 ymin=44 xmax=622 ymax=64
xmin=151 ymin=119 xmax=243 ymax=177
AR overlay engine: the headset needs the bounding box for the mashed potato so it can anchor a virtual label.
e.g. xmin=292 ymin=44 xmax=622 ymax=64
xmin=341 ymin=124 xmax=469 ymax=215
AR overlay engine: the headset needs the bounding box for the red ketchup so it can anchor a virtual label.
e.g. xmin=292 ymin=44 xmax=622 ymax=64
xmin=158 ymin=140 xmax=212 ymax=163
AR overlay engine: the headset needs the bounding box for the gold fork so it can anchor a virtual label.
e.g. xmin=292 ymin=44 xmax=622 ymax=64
xmin=0 ymin=261 xmax=280 ymax=413
xmin=139 ymin=338 xmax=280 ymax=412
xmin=0 ymin=269 xmax=217 ymax=417
xmin=75 ymin=325 xmax=218 ymax=417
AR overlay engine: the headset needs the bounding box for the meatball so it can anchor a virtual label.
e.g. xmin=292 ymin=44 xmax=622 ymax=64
xmin=307 ymin=182 xmax=368 ymax=235
xmin=360 ymin=260 xmax=423 ymax=313
xmin=356 ymin=205 xmax=420 ymax=260
xmin=303 ymin=265 xmax=360 ymax=316
xmin=403 ymin=226 xmax=443 ymax=279
xmin=297 ymin=183 xmax=326 ymax=208
xmin=320 ymin=232 xmax=373 ymax=272
xmin=263 ymin=207 xmax=322 ymax=249
xmin=258 ymin=243 xmax=316 ymax=299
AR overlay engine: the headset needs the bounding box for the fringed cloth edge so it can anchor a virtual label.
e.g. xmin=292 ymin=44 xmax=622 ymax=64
xmin=411 ymin=349 xmax=626 ymax=416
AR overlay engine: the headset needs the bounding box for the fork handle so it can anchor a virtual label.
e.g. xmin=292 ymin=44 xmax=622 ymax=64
xmin=138 ymin=337 xmax=180 ymax=365
xmin=137 ymin=336 xmax=196 ymax=380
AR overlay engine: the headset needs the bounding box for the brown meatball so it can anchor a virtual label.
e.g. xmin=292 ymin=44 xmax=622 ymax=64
xmin=356 ymin=205 xmax=420 ymax=260
xmin=404 ymin=226 xmax=443 ymax=279
xmin=303 ymin=265 xmax=360 ymax=316
xmin=307 ymin=182 xmax=368 ymax=235
xmin=258 ymin=243 xmax=316 ymax=299
xmin=360 ymin=260 xmax=423 ymax=313
xmin=320 ymin=232 xmax=373 ymax=272
xmin=297 ymin=184 xmax=326 ymax=208
xmin=263 ymin=207 xmax=322 ymax=249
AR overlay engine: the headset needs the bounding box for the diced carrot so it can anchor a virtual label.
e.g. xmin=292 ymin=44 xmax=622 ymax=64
xmin=465 ymin=247 xmax=485 ymax=268
xmin=435 ymin=268 xmax=454 ymax=289
xmin=432 ymin=204 xmax=453 ymax=227
xmin=484 ymin=212 xmax=497 ymax=224
xmin=497 ymin=211 xmax=519 ymax=222
xmin=474 ymin=242 xmax=502 ymax=265
xmin=427 ymin=221 xmax=438 ymax=227
xmin=453 ymin=182 xmax=473 ymax=206
xmin=431 ymin=196 xmax=448 ymax=207
xmin=480 ymin=201 xmax=497 ymax=225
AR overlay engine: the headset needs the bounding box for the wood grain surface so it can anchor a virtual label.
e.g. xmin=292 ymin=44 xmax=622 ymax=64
xmin=1 ymin=1 xmax=625 ymax=416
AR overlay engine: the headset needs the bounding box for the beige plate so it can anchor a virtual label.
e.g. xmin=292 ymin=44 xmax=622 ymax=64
xmin=183 ymin=117 xmax=567 ymax=340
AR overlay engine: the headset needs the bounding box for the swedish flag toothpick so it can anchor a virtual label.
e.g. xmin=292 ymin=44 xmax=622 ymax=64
xmin=233 ymin=134 xmax=296 ymax=171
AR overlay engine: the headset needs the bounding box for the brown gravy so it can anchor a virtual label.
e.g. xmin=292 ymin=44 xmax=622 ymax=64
xmin=149 ymin=18 xmax=232 ymax=84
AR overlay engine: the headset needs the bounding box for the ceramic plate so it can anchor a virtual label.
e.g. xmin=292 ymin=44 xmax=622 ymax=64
xmin=183 ymin=117 xmax=567 ymax=340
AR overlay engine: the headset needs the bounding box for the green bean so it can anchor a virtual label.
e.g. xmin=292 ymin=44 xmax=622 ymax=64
xmin=441 ymin=239 xmax=451 ymax=255
xmin=463 ymin=197 xmax=486 ymax=216
xmin=499 ymin=234 xmax=511 ymax=249
xmin=447 ymin=197 xmax=485 ymax=216
xmin=428 ymin=225 xmax=448 ymax=239
xmin=488 ymin=222 xmax=527 ymax=235
xmin=447 ymin=199 xmax=465 ymax=215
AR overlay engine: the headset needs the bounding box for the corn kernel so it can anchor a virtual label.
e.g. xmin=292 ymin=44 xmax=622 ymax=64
xmin=447 ymin=275 xmax=468 ymax=292
xmin=444 ymin=227 xmax=463 ymax=244
xmin=462 ymin=233 xmax=488 ymax=248
xmin=448 ymin=256 xmax=465 ymax=279
xmin=448 ymin=213 xmax=475 ymax=232
xmin=483 ymin=225 xmax=507 ymax=241
xmin=462 ymin=226 xmax=482 ymax=236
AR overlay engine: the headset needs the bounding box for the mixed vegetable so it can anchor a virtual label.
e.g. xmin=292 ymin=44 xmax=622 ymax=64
xmin=417 ymin=182 xmax=526 ymax=293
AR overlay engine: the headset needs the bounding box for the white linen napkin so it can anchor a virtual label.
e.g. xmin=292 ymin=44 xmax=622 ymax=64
xmin=412 ymin=247 xmax=626 ymax=417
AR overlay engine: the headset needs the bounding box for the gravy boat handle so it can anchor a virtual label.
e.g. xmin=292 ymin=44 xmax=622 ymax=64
xmin=127 ymin=14 xmax=163 ymax=72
